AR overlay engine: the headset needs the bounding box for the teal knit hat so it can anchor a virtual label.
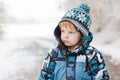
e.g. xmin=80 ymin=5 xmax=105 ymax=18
xmin=60 ymin=3 xmax=91 ymax=38
xmin=54 ymin=3 xmax=93 ymax=46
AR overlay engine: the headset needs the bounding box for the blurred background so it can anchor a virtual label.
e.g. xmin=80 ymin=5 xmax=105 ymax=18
xmin=0 ymin=0 xmax=120 ymax=80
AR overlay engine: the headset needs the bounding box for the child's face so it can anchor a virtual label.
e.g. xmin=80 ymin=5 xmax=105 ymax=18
xmin=59 ymin=21 xmax=82 ymax=50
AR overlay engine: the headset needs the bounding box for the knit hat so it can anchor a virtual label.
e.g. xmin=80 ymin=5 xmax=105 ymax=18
xmin=60 ymin=3 xmax=91 ymax=38
xmin=54 ymin=3 xmax=93 ymax=47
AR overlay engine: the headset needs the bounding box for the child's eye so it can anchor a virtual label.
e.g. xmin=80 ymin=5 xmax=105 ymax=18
xmin=69 ymin=31 xmax=74 ymax=34
xmin=61 ymin=30 xmax=65 ymax=33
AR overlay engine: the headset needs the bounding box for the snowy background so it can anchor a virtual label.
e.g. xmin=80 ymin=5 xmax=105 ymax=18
xmin=0 ymin=0 xmax=120 ymax=80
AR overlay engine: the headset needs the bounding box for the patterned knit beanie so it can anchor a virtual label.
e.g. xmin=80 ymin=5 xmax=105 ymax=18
xmin=59 ymin=3 xmax=91 ymax=38
xmin=54 ymin=3 xmax=93 ymax=47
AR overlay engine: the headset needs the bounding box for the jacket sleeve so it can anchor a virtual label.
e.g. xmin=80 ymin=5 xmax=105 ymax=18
xmin=88 ymin=47 xmax=109 ymax=80
xmin=38 ymin=50 xmax=56 ymax=80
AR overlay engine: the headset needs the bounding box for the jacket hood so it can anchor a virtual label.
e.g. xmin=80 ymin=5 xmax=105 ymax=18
xmin=54 ymin=24 xmax=93 ymax=53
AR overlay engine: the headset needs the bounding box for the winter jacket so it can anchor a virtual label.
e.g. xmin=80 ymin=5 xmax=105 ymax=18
xmin=38 ymin=45 xmax=109 ymax=80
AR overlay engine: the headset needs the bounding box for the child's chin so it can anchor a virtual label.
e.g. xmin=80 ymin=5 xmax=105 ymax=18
xmin=64 ymin=43 xmax=71 ymax=46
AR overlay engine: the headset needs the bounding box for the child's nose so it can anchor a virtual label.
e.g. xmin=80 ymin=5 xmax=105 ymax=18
xmin=64 ymin=32 xmax=69 ymax=38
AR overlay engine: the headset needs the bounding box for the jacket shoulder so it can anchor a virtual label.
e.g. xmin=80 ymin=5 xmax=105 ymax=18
xmin=86 ymin=46 xmax=104 ymax=60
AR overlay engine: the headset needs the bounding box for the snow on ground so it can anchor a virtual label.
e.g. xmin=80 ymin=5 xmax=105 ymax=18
xmin=0 ymin=37 xmax=56 ymax=80
xmin=0 ymin=39 xmax=34 ymax=80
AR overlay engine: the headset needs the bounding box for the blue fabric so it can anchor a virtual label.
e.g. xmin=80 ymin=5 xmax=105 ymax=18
xmin=38 ymin=46 xmax=109 ymax=80
xmin=53 ymin=61 xmax=93 ymax=80
xmin=66 ymin=56 xmax=76 ymax=80
xmin=54 ymin=61 xmax=66 ymax=80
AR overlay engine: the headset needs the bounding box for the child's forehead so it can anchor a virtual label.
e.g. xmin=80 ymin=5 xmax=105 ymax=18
xmin=59 ymin=21 xmax=77 ymax=30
